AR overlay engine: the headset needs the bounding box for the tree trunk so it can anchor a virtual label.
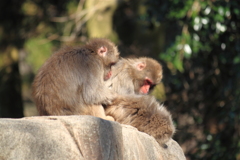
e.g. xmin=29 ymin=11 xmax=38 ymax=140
xmin=85 ymin=0 xmax=119 ymax=40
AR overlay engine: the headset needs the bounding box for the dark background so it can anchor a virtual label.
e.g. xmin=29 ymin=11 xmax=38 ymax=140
xmin=0 ymin=0 xmax=239 ymax=159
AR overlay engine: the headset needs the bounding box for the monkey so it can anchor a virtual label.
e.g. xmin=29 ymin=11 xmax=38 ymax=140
xmin=105 ymin=94 xmax=175 ymax=144
xmin=32 ymin=36 xmax=174 ymax=144
xmin=108 ymin=57 xmax=163 ymax=95
xmin=103 ymin=57 xmax=175 ymax=145
xmin=32 ymin=38 xmax=119 ymax=120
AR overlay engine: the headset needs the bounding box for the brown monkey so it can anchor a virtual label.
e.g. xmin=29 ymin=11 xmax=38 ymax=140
xmin=32 ymin=38 xmax=119 ymax=119
xmin=105 ymin=57 xmax=174 ymax=144
xmin=105 ymin=95 xmax=175 ymax=144
xmin=108 ymin=57 xmax=163 ymax=95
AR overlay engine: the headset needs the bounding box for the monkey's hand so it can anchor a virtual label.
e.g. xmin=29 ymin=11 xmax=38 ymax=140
xmin=105 ymin=115 xmax=115 ymax=121
xmin=101 ymin=91 xmax=119 ymax=106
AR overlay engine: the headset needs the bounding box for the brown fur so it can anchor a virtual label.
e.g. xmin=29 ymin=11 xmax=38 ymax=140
xmin=109 ymin=57 xmax=163 ymax=95
xmin=32 ymin=38 xmax=119 ymax=119
xmin=105 ymin=57 xmax=174 ymax=144
xmin=105 ymin=95 xmax=175 ymax=144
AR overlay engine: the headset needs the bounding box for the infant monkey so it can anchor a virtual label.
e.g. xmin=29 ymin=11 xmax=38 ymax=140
xmin=105 ymin=57 xmax=175 ymax=144
xmin=109 ymin=57 xmax=163 ymax=95
xmin=32 ymin=38 xmax=119 ymax=120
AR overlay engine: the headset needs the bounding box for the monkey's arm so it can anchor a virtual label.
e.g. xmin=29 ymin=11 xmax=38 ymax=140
xmin=105 ymin=95 xmax=175 ymax=144
xmin=81 ymin=70 xmax=116 ymax=106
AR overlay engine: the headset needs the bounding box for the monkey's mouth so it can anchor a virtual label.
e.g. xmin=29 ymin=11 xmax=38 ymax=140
xmin=140 ymin=78 xmax=153 ymax=94
xmin=145 ymin=78 xmax=153 ymax=85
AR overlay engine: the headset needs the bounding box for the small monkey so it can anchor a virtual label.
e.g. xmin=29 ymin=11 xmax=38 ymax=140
xmin=32 ymin=38 xmax=119 ymax=119
xmin=105 ymin=57 xmax=174 ymax=144
xmin=109 ymin=57 xmax=163 ymax=95
xmin=105 ymin=95 xmax=175 ymax=144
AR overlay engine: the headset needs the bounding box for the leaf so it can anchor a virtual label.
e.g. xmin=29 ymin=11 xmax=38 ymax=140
xmin=173 ymin=53 xmax=184 ymax=72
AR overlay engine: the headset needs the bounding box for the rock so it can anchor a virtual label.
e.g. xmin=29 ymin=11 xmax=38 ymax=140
xmin=0 ymin=116 xmax=186 ymax=160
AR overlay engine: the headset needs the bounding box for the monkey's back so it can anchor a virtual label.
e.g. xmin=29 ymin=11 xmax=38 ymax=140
xmin=32 ymin=46 xmax=103 ymax=116
xmin=106 ymin=95 xmax=175 ymax=144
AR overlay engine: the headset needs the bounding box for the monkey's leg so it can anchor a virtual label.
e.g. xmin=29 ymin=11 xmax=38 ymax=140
xmin=84 ymin=105 xmax=115 ymax=121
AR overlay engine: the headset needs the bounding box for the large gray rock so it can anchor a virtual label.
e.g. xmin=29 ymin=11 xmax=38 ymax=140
xmin=0 ymin=116 xmax=186 ymax=160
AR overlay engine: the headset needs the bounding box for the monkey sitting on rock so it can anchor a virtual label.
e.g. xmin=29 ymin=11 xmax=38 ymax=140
xmin=32 ymin=38 xmax=175 ymax=145
xmin=32 ymin=38 xmax=119 ymax=120
xmin=105 ymin=57 xmax=175 ymax=144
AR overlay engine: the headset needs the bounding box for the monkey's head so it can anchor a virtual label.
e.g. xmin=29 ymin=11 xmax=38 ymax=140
xmin=86 ymin=38 xmax=120 ymax=81
xmin=130 ymin=57 xmax=163 ymax=94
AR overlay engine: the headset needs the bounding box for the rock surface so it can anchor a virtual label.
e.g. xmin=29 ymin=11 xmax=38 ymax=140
xmin=0 ymin=116 xmax=186 ymax=160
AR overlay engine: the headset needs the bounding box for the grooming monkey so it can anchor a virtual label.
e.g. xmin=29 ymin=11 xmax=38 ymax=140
xmin=32 ymin=36 xmax=175 ymax=144
xmin=32 ymin=38 xmax=119 ymax=120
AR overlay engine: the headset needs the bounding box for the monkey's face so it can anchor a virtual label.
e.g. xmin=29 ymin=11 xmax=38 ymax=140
xmin=102 ymin=49 xmax=119 ymax=81
xmin=102 ymin=49 xmax=120 ymax=81
xmin=134 ymin=77 xmax=155 ymax=94
xmin=103 ymin=55 xmax=120 ymax=81
xmin=132 ymin=58 xmax=163 ymax=94
xmin=87 ymin=38 xmax=120 ymax=81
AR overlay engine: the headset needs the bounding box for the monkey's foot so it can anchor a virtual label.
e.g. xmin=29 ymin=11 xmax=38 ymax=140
xmin=105 ymin=116 xmax=115 ymax=121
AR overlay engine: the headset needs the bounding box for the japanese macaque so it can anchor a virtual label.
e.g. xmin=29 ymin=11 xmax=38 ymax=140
xmin=105 ymin=95 xmax=175 ymax=145
xmin=108 ymin=57 xmax=163 ymax=95
xmin=32 ymin=38 xmax=119 ymax=120
xmin=105 ymin=57 xmax=175 ymax=145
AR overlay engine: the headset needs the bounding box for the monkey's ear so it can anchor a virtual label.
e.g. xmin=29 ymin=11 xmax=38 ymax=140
xmin=98 ymin=46 xmax=108 ymax=57
xmin=136 ymin=62 xmax=146 ymax=71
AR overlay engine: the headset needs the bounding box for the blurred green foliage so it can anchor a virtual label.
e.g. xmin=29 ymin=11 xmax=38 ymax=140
xmin=0 ymin=0 xmax=239 ymax=159
xmin=144 ymin=0 xmax=240 ymax=159
xmin=25 ymin=37 xmax=53 ymax=72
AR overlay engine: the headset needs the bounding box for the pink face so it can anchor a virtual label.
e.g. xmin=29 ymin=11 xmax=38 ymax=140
xmin=97 ymin=46 xmax=117 ymax=81
xmin=136 ymin=62 xmax=153 ymax=94
xmin=139 ymin=78 xmax=153 ymax=94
